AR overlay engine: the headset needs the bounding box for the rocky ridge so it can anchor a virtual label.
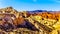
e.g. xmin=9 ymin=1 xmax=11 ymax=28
xmin=0 ymin=7 xmax=60 ymax=34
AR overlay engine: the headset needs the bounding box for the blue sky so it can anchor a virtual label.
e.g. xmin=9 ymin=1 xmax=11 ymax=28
xmin=0 ymin=0 xmax=60 ymax=11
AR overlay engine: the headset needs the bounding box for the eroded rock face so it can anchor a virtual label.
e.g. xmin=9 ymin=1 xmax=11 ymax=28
xmin=0 ymin=15 xmax=14 ymax=31
xmin=0 ymin=12 xmax=38 ymax=32
xmin=1 ymin=7 xmax=60 ymax=34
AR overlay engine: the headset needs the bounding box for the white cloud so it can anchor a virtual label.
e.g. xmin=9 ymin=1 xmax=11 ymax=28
xmin=33 ymin=0 xmax=37 ymax=2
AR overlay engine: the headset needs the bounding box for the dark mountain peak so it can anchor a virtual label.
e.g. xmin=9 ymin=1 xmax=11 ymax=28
xmin=6 ymin=6 xmax=13 ymax=9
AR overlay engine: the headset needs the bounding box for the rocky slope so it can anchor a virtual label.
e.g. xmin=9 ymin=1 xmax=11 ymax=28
xmin=0 ymin=7 xmax=60 ymax=34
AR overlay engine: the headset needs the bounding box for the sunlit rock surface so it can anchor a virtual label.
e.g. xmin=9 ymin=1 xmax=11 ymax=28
xmin=0 ymin=7 xmax=60 ymax=34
